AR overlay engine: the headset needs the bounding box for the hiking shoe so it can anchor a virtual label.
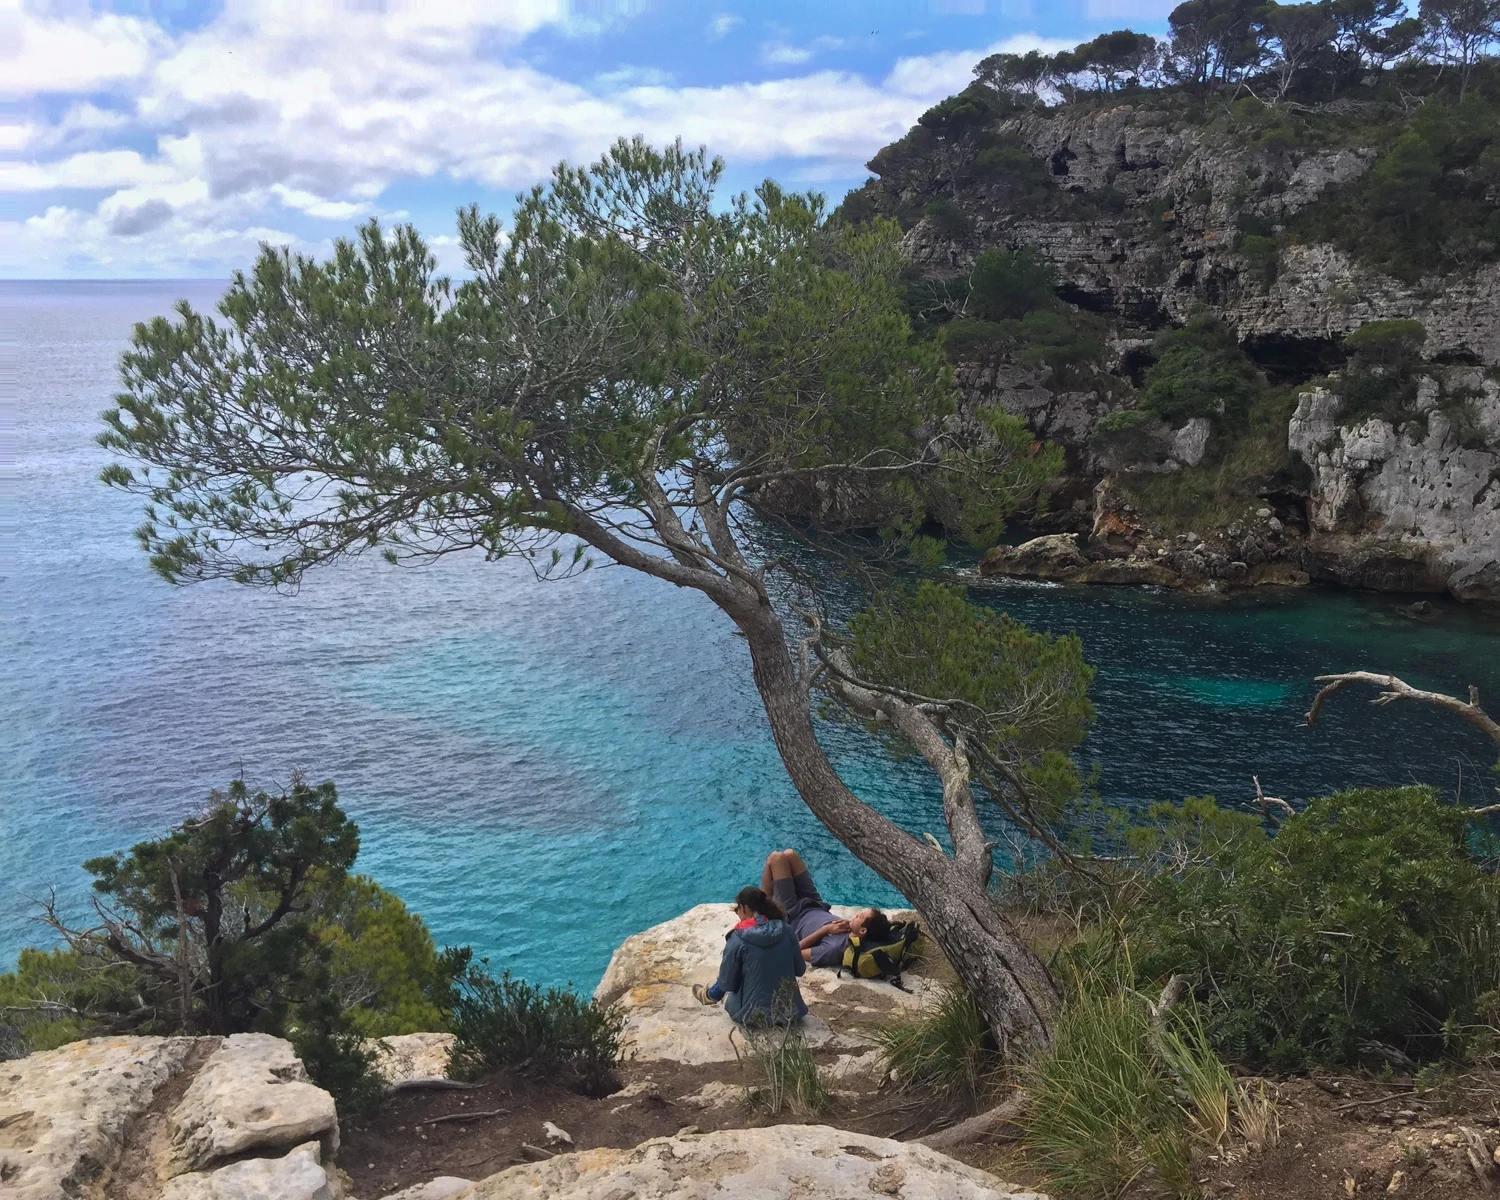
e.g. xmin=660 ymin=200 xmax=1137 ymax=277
xmin=692 ymin=983 xmax=718 ymax=1006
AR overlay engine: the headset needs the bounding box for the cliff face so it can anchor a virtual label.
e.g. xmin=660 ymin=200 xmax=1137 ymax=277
xmin=858 ymin=97 xmax=1500 ymax=602
xmin=1288 ymin=378 xmax=1500 ymax=601
xmin=889 ymin=104 xmax=1500 ymax=368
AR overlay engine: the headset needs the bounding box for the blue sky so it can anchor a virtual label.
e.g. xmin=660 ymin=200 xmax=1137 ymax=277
xmin=1 ymin=0 xmax=1176 ymax=277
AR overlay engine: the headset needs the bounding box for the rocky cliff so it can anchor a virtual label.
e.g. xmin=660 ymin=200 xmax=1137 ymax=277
xmin=849 ymin=92 xmax=1500 ymax=602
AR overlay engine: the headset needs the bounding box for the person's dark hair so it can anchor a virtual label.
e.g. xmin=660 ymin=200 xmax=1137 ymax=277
xmin=735 ymin=886 xmax=784 ymax=922
xmin=863 ymin=910 xmax=891 ymax=941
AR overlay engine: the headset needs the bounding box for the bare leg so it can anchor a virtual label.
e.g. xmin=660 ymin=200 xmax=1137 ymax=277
xmin=761 ymin=850 xmax=793 ymax=894
xmin=781 ymin=848 xmax=808 ymax=877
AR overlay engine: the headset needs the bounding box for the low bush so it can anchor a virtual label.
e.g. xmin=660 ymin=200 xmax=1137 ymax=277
xmin=289 ymin=988 xmax=385 ymax=1115
xmin=924 ymin=197 xmax=973 ymax=240
xmin=1237 ymin=233 xmax=1279 ymax=288
xmin=1142 ymin=313 xmax=1263 ymax=427
xmin=967 ymin=246 xmax=1056 ymax=321
xmin=870 ymin=984 xmax=1000 ymax=1108
xmin=1024 ymin=986 xmax=1271 ymax=1199
xmin=1127 ymin=786 xmax=1500 ymax=1067
xmin=1088 ymin=409 xmax=1163 ymax=467
xmin=448 ymin=964 xmax=624 ymax=1096
xmin=1338 ymin=319 xmax=1428 ymax=425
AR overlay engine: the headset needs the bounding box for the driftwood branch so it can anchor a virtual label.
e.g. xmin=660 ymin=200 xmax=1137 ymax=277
xmin=915 ymin=1090 xmax=1028 ymax=1149
xmin=387 ymin=1078 xmax=485 ymax=1094
xmin=1252 ymin=775 xmax=1296 ymax=820
xmin=1306 ymin=673 xmax=1500 ymax=749
xmin=417 ymin=1106 xmax=510 ymax=1126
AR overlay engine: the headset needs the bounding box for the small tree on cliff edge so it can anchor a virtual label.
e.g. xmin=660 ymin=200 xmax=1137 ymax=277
xmin=99 ymin=140 xmax=1087 ymax=1058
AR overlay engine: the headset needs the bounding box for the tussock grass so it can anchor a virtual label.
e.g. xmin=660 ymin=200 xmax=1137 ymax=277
xmin=1155 ymin=1004 xmax=1235 ymax=1149
xmin=1022 ymin=991 xmax=1195 ymax=1199
xmin=1235 ymin=1079 xmax=1280 ymax=1152
xmin=736 ymin=1023 xmax=831 ymax=1118
xmin=870 ymin=984 xmax=1001 ymax=1108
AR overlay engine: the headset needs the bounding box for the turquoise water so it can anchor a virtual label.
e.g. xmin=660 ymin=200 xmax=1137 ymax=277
xmin=4 ymin=280 xmax=1499 ymax=991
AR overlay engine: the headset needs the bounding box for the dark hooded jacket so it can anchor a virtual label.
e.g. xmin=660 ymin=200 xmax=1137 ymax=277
xmin=712 ymin=916 xmax=807 ymax=1026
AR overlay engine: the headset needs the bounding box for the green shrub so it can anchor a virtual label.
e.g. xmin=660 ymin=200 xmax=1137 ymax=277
xmin=448 ymin=964 xmax=624 ymax=1095
xmin=314 ymin=874 xmax=459 ymax=1037
xmin=1142 ymin=313 xmax=1262 ymax=426
xmin=924 ymin=197 xmax=972 ymax=240
xmin=968 ymin=246 xmax=1057 ymax=321
xmin=871 ymin=984 xmax=1000 ymax=1107
xmin=939 ymin=319 xmax=1008 ymax=356
xmin=1129 ymin=786 xmax=1500 ymax=1067
xmin=0 ymin=948 xmax=148 ymax=1053
xmin=1089 ymin=408 xmax=1164 ymax=467
xmin=289 ymin=989 xmax=385 ymax=1116
xmin=918 ymin=87 xmax=997 ymax=134
xmin=1291 ymin=95 xmax=1499 ymax=280
xmin=1238 ymin=233 xmax=1279 ymax=288
xmin=1345 ymin=318 xmax=1427 ymax=369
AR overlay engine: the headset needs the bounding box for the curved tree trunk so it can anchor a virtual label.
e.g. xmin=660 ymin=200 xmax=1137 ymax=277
xmin=732 ymin=595 xmax=1059 ymax=1058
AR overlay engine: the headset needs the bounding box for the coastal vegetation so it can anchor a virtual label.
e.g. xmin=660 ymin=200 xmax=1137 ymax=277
xmin=95 ymin=139 xmax=1087 ymax=1058
xmin=0 ymin=779 xmax=621 ymax=1112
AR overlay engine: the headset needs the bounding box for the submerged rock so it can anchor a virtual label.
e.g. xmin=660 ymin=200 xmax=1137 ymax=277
xmin=594 ymin=903 xmax=935 ymax=1066
xmin=461 ymin=1124 xmax=1045 ymax=1199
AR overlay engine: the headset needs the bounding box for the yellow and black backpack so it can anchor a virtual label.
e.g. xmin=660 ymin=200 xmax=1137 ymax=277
xmin=838 ymin=921 xmax=923 ymax=989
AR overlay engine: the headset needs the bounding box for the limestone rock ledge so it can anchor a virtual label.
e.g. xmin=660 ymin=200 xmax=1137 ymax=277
xmin=0 ymin=1033 xmax=343 ymax=1200
xmin=159 ymin=1140 xmax=335 ymax=1200
xmin=0 ymin=1034 xmax=195 ymax=1200
xmin=458 ymin=1124 xmax=1045 ymax=1200
xmin=167 ymin=1032 xmax=339 ymax=1174
xmin=594 ymin=903 xmax=936 ymax=1066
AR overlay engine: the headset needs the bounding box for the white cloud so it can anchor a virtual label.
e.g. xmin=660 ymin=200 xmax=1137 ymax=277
xmin=592 ymin=65 xmax=675 ymax=90
xmin=270 ymin=185 xmax=368 ymax=220
xmin=0 ymin=149 xmax=180 ymax=192
xmin=707 ymin=13 xmax=742 ymax=39
xmin=0 ymin=2 xmax=161 ymax=97
xmin=761 ymin=42 xmax=816 ymax=66
xmin=3 ymin=3 xmax=1064 ymax=276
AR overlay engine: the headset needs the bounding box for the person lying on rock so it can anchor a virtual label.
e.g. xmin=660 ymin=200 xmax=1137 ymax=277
xmin=760 ymin=847 xmax=891 ymax=968
xmin=692 ymin=886 xmax=808 ymax=1025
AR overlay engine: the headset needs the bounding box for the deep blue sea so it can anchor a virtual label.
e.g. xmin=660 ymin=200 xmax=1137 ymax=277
xmin=4 ymin=280 xmax=1499 ymax=990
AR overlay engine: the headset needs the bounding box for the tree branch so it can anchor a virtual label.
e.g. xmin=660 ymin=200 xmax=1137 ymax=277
xmin=1306 ymin=672 xmax=1500 ymax=759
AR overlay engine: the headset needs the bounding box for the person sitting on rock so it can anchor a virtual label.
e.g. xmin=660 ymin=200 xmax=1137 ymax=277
xmin=692 ymin=886 xmax=807 ymax=1025
xmin=759 ymin=848 xmax=891 ymax=968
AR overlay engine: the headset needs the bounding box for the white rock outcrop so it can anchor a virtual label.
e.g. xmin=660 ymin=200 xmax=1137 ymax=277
xmin=459 ymin=1124 xmax=1044 ymax=1199
xmin=369 ymin=1032 xmax=456 ymax=1091
xmin=593 ymin=903 xmax=935 ymax=1065
xmin=158 ymin=1140 xmax=336 ymax=1200
xmin=0 ymin=1035 xmax=196 ymax=1200
xmin=167 ymin=1033 xmax=339 ymax=1174
xmin=1289 ymin=383 xmax=1500 ymax=600
xmin=377 ymin=1177 xmax=475 ymax=1200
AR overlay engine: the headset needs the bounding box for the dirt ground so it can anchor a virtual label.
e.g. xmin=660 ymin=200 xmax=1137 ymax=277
xmin=341 ymin=1057 xmax=1500 ymax=1199
xmin=340 ymin=1047 xmax=958 ymax=1198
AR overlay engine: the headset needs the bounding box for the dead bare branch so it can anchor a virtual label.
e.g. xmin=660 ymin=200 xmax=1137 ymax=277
xmin=1306 ymin=672 xmax=1500 ymax=753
